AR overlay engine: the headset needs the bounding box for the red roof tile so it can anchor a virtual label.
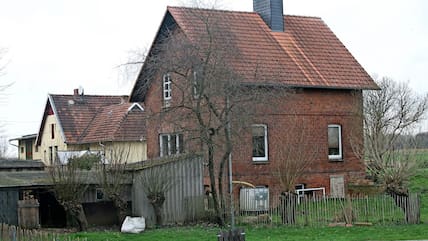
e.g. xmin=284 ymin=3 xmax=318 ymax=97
xmin=165 ymin=7 xmax=377 ymax=90
xmin=38 ymin=95 xmax=146 ymax=144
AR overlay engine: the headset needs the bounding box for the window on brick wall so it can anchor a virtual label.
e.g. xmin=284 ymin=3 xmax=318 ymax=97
xmin=328 ymin=124 xmax=342 ymax=160
xmin=159 ymin=133 xmax=184 ymax=157
xmin=163 ymin=73 xmax=172 ymax=107
xmin=252 ymin=124 xmax=268 ymax=161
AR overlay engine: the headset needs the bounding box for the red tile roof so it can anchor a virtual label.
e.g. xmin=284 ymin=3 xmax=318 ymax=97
xmin=37 ymin=95 xmax=146 ymax=145
xmin=166 ymin=7 xmax=377 ymax=90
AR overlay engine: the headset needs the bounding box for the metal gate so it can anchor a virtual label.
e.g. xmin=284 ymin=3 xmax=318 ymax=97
xmin=0 ymin=189 xmax=19 ymax=225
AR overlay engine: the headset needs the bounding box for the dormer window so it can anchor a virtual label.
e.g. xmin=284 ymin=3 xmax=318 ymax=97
xmin=163 ymin=73 xmax=172 ymax=106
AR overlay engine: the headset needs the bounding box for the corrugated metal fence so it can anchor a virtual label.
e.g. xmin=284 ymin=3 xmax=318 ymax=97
xmin=132 ymin=155 xmax=205 ymax=226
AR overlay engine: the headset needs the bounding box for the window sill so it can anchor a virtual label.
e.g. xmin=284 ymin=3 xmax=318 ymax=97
xmin=329 ymin=157 xmax=343 ymax=162
xmin=252 ymin=160 xmax=269 ymax=165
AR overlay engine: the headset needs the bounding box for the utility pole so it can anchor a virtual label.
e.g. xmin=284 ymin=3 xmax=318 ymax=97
xmin=226 ymin=94 xmax=235 ymax=229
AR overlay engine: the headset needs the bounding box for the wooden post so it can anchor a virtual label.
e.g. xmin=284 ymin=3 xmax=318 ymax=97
xmin=217 ymin=228 xmax=245 ymax=241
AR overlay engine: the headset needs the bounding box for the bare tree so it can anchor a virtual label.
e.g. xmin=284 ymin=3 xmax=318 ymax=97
xmin=49 ymin=154 xmax=91 ymax=231
xmin=273 ymin=117 xmax=318 ymax=193
xmin=96 ymin=144 xmax=131 ymax=225
xmin=272 ymin=116 xmax=318 ymax=224
xmin=0 ymin=136 xmax=8 ymax=159
xmin=360 ymin=77 xmax=428 ymax=196
xmin=135 ymin=8 xmax=288 ymax=226
xmin=0 ymin=48 xmax=12 ymax=157
xmin=139 ymin=162 xmax=175 ymax=227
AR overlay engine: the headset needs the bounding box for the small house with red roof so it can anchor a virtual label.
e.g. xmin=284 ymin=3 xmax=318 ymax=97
xmin=34 ymin=89 xmax=147 ymax=165
xmin=129 ymin=0 xmax=378 ymax=197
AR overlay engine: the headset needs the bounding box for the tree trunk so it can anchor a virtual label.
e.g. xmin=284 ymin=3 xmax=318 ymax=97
xmin=112 ymin=197 xmax=128 ymax=225
xmin=74 ymin=204 xmax=88 ymax=231
xmin=153 ymin=203 xmax=163 ymax=227
xmin=207 ymin=140 xmax=225 ymax=226
xmin=279 ymin=192 xmax=297 ymax=225
xmin=64 ymin=203 xmax=88 ymax=231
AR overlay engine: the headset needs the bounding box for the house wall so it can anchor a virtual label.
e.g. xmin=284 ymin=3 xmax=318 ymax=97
xmin=140 ymin=74 xmax=365 ymax=196
xmin=231 ymin=89 xmax=365 ymax=195
xmin=17 ymin=139 xmax=39 ymax=161
xmin=67 ymin=141 xmax=147 ymax=163
xmin=38 ymin=115 xmax=67 ymax=165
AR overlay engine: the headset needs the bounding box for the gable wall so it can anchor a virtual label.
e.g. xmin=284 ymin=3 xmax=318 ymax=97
xmin=38 ymin=115 xmax=67 ymax=165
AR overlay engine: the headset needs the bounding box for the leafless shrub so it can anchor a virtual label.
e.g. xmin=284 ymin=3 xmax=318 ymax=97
xmin=96 ymin=144 xmax=131 ymax=225
xmin=139 ymin=163 xmax=175 ymax=227
xmin=49 ymin=155 xmax=90 ymax=231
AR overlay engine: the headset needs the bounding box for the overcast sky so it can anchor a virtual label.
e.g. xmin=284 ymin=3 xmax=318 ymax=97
xmin=0 ymin=0 xmax=427 ymax=155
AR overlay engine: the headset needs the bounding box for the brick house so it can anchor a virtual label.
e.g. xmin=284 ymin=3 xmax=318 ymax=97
xmin=129 ymin=0 xmax=378 ymax=197
xmin=34 ymin=89 xmax=147 ymax=165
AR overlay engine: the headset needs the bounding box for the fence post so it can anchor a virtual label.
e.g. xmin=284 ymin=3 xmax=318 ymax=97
xmin=217 ymin=228 xmax=245 ymax=241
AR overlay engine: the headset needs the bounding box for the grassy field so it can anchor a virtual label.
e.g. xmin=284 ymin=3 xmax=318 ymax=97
xmin=67 ymin=152 xmax=428 ymax=241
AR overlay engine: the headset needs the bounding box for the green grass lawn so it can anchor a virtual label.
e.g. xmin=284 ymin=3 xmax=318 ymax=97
xmin=68 ymin=224 xmax=428 ymax=241
xmin=67 ymin=151 xmax=428 ymax=241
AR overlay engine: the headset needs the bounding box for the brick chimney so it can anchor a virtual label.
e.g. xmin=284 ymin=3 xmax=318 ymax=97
xmin=253 ymin=0 xmax=284 ymax=32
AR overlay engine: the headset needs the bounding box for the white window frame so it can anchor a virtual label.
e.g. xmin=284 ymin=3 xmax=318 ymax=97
xmin=159 ymin=133 xmax=183 ymax=157
xmin=163 ymin=73 xmax=172 ymax=102
xmin=252 ymin=124 xmax=268 ymax=162
xmin=328 ymin=124 xmax=342 ymax=160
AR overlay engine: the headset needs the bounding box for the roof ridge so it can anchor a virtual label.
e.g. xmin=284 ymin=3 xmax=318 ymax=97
xmin=167 ymin=6 xmax=258 ymax=15
xmin=49 ymin=94 xmax=129 ymax=98
xmin=167 ymin=6 xmax=322 ymax=19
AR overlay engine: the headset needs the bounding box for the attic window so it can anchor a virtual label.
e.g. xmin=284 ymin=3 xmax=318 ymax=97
xmin=163 ymin=73 xmax=172 ymax=105
xmin=51 ymin=124 xmax=55 ymax=139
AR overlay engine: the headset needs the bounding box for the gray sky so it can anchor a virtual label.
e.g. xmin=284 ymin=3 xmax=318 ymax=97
xmin=1 ymin=0 xmax=427 ymax=154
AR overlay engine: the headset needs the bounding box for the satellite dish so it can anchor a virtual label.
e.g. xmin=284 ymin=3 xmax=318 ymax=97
xmin=78 ymin=86 xmax=84 ymax=96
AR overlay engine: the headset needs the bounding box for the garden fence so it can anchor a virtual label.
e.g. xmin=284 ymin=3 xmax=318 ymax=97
xmin=235 ymin=193 xmax=420 ymax=226
xmin=0 ymin=223 xmax=88 ymax=241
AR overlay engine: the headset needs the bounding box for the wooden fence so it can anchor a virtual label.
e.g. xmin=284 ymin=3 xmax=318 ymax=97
xmin=0 ymin=223 xmax=87 ymax=241
xmin=235 ymin=193 xmax=420 ymax=226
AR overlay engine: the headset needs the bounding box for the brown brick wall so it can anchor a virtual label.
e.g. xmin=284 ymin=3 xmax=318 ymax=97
xmin=143 ymin=77 xmax=366 ymax=195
